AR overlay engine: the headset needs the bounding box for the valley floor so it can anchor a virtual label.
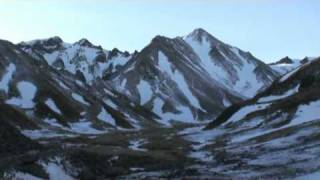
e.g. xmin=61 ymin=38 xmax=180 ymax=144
xmin=3 ymin=120 xmax=320 ymax=179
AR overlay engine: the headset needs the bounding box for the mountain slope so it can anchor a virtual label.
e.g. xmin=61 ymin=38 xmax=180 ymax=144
xmin=184 ymin=28 xmax=279 ymax=98
xmin=111 ymin=29 xmax=279 ymax=124
xmin=185 ymin=57 xmax=320 ymax=178
xmin=0 ymin=39 xmax=162 ymax=139
xmin=206 ymin=56 xmax=320 ymax=130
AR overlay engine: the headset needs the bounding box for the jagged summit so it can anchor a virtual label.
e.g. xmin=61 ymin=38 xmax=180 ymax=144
xmin=20 ymin=36 xmax=63 ymax=46
xmin=75 ymin=38 xmax=97 ymax=48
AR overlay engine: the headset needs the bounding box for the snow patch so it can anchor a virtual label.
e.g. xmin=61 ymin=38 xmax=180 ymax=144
xmin=44 ymin=118 xmax=64 ymax=128
xmin=22 ymin=129 xmax=75 ymax=139
xmin=71 ymin=93 xmax=90 ymax=106
xmin=158 ymin=51 xmax=202 ymax=111
xmin=184 ymin=35 xmax=229 ymax=84
xmin=6 ymin=81 xmax=37 ymax=108
xmin=292 ymin=100 xmax=320 ymax=126
xmin=69 ymin=120 xmax=104 ymax=134
xmin=258 ymin=85 xmax=299 ymax=103
xmin=297 ymin=171 xmax=320 ymax=180
xmin=104 ymin=99 xmax=118 ymax=109
xmin=137 ymin=80 xmax=152 ymax=105
xmin=231 ymin=100 xmax=320 ymax=143
xmin=0 ymin=63 xmax=16 ymax=93
xmin=231 ymin=48 xmax=264 ymax=98
xmin=129 ymin=139 xmax=148 ymax=152
xmin=98 ymin=107 xmax=116 ymax=126
xmin=279 ymin=60 xmax=312 ymax=83
xmin=153 ymin=98 xmax=194 ymax=124
xmin=58 ymin=81 xmax=70 ymax=90
xmin=42 ymin=158 xmax=75 ymax=180
xmin=227 ymin=103 xmax=270 ymax=123
xmin=45 ymin=98 xmax=62 ymax=114
xmin=223 ymin=98 xmax=231 ymax=107
xmin=11 ymin=172 xmax=42 ymax=180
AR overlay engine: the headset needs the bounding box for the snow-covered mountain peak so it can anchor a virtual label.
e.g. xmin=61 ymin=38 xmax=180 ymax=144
xmin=187 ymin=28 xmax=211 ymax=39
xmin=182 ymin=29 xmax=279 ymax=98
xmin=184 ymin=28 xmax=223 ymax=47
xmin=75 ymin=38 xmax=100 ymax=49
xmin=18 ymin=37 xmax=132 ymax=83
xmin=109 ymin=29 xmax=279 ymax=124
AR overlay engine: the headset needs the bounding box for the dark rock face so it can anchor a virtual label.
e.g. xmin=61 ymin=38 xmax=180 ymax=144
xmin=0 ymin=122 xmax=39 ymax=157
xmin=18 ymin=36 xmax=65 ymax=54
xmin=0 ymin=105 xmax=40 ymax=157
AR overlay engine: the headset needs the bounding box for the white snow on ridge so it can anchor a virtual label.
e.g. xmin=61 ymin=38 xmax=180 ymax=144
xmin=279 ymin=60 xmax=312 ymax=83
xmin=227 ymin=103 xmax=270 ymax=123
xmin=158 ymin=51 xmax=202 ymax=110
xmin=22 ymin=129 xmax=74 ymax=139
xmin=291 ymin=100 xmax=320 ymax=127
xmin=98 ymin=107 xmax=116 ymax=126
xmin=45 ymin=98 xmax=62 ymax=114
xmin=41 ymin=43 xmax=130 ymax=84
xmin=0 ymin=63 xmax=16 ymax=93
xmin=153 ymin=98 xmax=195 ymax=124
xmin=43 ymin=44 xmax=100 ymax=83
xmin=71 ymin=93 xmax=90 ymax=106
xmin=6 ymin=81 xmax=37 ymax=108
xmin=104 ymin=99 xmax=118 ymax=109
xmin=271 ymin=57 xmax=318 ymax=75
xmin=11 ymin=172 xmax=42 ymax=180
xmin=69 ymin=120 xmax=104 ymax=134
xmin=223 ymin=98 xmax=231 ymax=107
xmin=258 ymin=85 xmax=300 ymax=103
xmin=128 ymin=139 xmax=148 ymax=152
xmin=137 ymin=80 xmax=153 ymax=105
xmin=184 ymin=35 xmax=229 ymax=84
xmin=44 ymin=118 xmax=64 ymax=128
xmin=184 ymin=35 xmax=265 ymax=98
xmin=231 ymin=48 xmax=264 ymax=98
xmin=121 ymin=78 xmax=127 ymax=89
xmin=270 ymin=60 xmax=301 ymax=75
xmin=58 ymin=80 xmax=70 ymax=90
xmin=41 ymin=158 xmax=75 ymax=180
xmin=107 ymin=54 xmax=131 ymax=73
xmin=297 ymin=171 xmax=320 ymax=180
xmin=231 ymin=100 xmax=320 ymax=143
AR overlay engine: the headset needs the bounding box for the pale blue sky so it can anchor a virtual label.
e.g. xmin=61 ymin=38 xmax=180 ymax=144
xmin=0 ymin=0 xmax=319 ymax=62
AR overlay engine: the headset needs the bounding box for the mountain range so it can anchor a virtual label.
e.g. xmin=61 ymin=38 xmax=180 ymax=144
xmin=0 ymin=28 xmax=319 ymax=179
